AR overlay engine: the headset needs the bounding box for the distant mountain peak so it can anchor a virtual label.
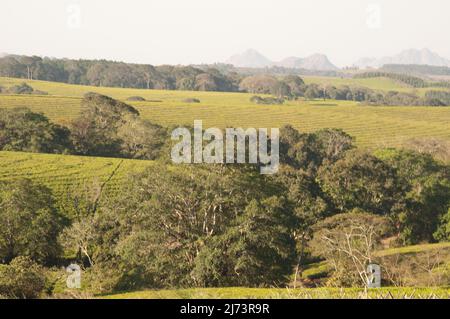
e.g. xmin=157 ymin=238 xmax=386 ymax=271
xmin=226 ymin=49 xmax=272 ymax=68
xmin=354 ymin=48 xmax=450 ymax=68
xmin=226 ymin=50 xmax=339 ymax=71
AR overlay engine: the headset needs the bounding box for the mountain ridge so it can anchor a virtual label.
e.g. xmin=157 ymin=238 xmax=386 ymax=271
xmin=226 ymin=49 xmax=339 ymax=71
xmin=354 ymin=49 xmax=450 ymax=68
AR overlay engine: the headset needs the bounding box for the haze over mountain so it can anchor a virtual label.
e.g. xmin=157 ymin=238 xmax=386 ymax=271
xmin=226 ymin=49 xmax=339 ymax=71
xmin=226 ymin=49 xmax=273 ymax=68
xmin=354 ymin=49 xmax=450 ymax=69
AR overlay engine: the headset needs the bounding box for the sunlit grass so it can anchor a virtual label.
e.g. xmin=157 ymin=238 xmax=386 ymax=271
xmin=1 ymin=77 xmax=449 ymax=149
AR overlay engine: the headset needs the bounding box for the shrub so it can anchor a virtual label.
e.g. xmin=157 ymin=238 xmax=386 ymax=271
xmin=126 ymin=96 xmax=146 ymax=102
xmin=250 ymin=95 xmax=284 ymax=105
xmin=0 ymin=256 xmax=46 ymax=299
xmin=8 ymin=82 xmax=34 ymax=94
xmin=182 ymin=98 xmax=201 ymax=103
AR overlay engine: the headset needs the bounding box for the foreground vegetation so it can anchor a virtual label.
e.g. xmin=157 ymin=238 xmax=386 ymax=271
xmin=104 ymin=287 xmax=450 ymax=299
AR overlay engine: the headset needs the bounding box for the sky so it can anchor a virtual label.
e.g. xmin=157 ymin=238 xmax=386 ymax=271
xmin=1 ymin=0 xmax=449 ymax=67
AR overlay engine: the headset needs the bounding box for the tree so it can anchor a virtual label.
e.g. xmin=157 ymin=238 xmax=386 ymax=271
xmin=193 ymin=197 xmax=296 ymax=287
xmin=282 ymin=75 xmax=305 ymax=97
xmin=434 ymin=208 xmax=450 ymax=242
xmin=80 ymin=163 xmax=296 ymax=290
xmin=304 ymin=83 xmax=322 ymax=99
xmin=377 ymin=149 xmax=450 ymax=243
xmin=270 ymin=81 xmax=291 ymax=98
xmin=318 ymin=151 xmax=405 ymax=216
xmin=71 ymin=93 xmax=165 ymax=159
xmin=239 ymin=75 xmax=279 ymax=94
xmin=117 ymin=115 xmax=166 ymax=160
xmin=0 ymin=256 xmax=46 ymax=299
xmin=310 ymin=211 xmax=391 ymax=287
xmin=0 ymin=179 xmax=64 ymax=264
xmin=0 ymin=107 xmax=72 ymax=154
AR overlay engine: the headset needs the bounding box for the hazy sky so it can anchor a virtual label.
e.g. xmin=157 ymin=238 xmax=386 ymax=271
xmin=1 ymin=0 xmax=449 ymax=67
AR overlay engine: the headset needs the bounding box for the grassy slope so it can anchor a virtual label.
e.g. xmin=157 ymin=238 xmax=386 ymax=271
xmin=1 ymin=77 xmax=450 ymax=148
xmin=301 ymin=243 xmax=450 ymax=281
xmin=0 ymin=151 xmax=153 ymax=198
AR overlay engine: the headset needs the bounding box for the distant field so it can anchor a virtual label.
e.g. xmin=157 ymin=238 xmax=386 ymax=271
xmin=1 ymin=77 xmax=450 ymax=148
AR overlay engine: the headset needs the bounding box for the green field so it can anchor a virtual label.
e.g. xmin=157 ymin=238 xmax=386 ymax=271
xmin=0 ymin=151 xmax=153 ymax=199
xmin=1 ymin=77 xmax=450 ymax=148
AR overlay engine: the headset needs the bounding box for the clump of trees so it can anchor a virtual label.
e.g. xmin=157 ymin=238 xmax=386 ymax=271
xmin=0 ymin=107 xmax=72 ymax=153
xmin=70 ymin=92 xmax=166 ymax=159
xmin=0 ymin=83 xmax=48 ymax=95
xmin=0 ymin=179 xmax=64 ymax=265
xmin=0 ymin=93 xmax=167 ymax=160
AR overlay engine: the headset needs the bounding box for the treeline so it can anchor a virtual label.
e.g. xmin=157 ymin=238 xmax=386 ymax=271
xmin=382 ymin=64 xmax=450 ymax=76
xmin=1 ymin=113 xmax=449 ymax=295
xmin=0 ymin=55 xmax=241 ymax=92
xmin=354 ymin=71 xmax=450 ymax=89
xmin=242 ymin=74 xmax=450 ymax=106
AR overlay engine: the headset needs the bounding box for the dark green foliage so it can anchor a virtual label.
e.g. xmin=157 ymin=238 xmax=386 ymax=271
xmin=0 ymin=55 xmax=239 ymax=92
xmin=376 ymin=149 xmax=450 ymax=243
xmin=318 ymin=151 xmax=405 ymax=216
xmin=70 ymin=93 xmax=166 ymax=159
xmin=0 ymin=179 xmax=64 ymax=265
xmin=0 ymin=256 xmax=46 ymax=299
xmin=434 ymin=208 xmax=450 ymax=241
xmin=0 ymin=107 xmax=72 ymax=153
xmin=75 ymin=164 xmax=296 ymax=290
xmin=279 ymin=125 xmax=353 ymax=172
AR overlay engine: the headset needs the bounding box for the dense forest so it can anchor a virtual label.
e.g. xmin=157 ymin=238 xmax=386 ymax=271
xmin=0 ymin=55 xmax=241 ymax=92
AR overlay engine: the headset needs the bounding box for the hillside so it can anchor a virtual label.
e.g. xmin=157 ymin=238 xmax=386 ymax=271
xmin=0 ymin=151 xmax=153 ymax=201
xmin=1 ymin=77 xmax=450 ymax=149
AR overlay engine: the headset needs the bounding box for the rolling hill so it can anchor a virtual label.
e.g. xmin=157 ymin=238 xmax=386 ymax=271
xmin=0 ymin=77 xmax=450 ymax=149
